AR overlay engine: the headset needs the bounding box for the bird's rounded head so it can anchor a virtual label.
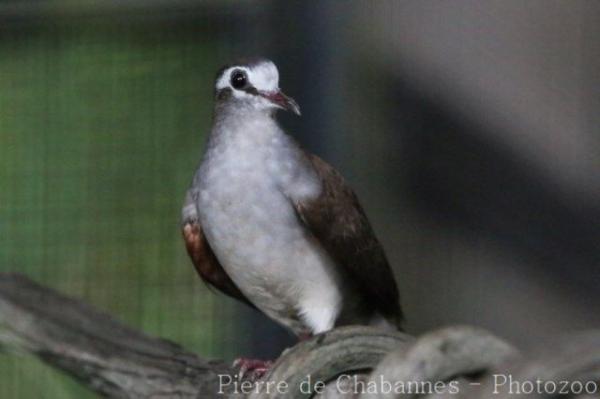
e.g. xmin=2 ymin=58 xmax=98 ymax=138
xmin=214 ymin=58 xmax=300 ymax=116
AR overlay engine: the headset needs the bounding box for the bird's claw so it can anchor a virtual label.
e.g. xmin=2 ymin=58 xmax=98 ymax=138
xmin=233 ymin=358 xmax=273 ymax=380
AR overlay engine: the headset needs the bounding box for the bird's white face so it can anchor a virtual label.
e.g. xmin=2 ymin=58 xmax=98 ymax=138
xmin=214 ymin=60 xmax=300 ymax=115
xmin=215 ymin=61 xmax=279 ymax=94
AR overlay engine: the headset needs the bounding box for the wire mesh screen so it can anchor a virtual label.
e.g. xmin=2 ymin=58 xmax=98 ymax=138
xmin=0 ymin=10 xmax=247 ymax=398
xmin=1 ymin=1 xmax=599 ymax=398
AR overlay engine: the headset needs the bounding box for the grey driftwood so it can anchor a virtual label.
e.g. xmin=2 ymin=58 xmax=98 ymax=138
xmin=0 ymin=273 xmax=599 ymax=398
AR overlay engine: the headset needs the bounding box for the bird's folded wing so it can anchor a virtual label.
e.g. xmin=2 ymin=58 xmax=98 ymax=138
xmin=181 ymin=193 xmax=256 ymax=309
xmin=291 ymin=153 xmax=403 ymax=327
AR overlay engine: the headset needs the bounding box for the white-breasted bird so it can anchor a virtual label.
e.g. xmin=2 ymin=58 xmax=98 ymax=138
xmin=181 ymin=58 xmax=402 ymax=343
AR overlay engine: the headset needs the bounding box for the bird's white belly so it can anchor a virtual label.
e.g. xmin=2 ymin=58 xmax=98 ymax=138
xmin=197 ymin=162 xmax=343 ymax=334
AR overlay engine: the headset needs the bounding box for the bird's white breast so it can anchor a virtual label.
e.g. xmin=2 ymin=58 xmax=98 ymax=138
xmin=195 ymin=117 xmax=344 ymax=334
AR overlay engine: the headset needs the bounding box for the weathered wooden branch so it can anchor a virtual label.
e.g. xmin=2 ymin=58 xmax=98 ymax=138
xmin=363 ymin=326 xmax=519 ymax=399
xmin=0 ymin=273 xmax=411 ymax=399
xmin=252 ymin=326 xmax=413 ymax=399
xmin=0 ymin=273 xmax=236 ymax=398
xmin=1 ymin=272 xmax=600 ymax=399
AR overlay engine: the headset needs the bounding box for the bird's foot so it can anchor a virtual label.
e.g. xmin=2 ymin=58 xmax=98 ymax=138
xmin=233 ymin=358 xmax=273 ymax=380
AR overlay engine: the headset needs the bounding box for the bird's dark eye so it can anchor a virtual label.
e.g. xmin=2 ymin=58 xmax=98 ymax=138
xmin=230 ymin=70 xmax=247 ymax=89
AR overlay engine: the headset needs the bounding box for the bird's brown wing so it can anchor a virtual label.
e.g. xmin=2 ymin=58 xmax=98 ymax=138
xmin=182 ymin=219 xmax=256 ymax=309
xmin=291 ymin=153 xmax=403 ymax=327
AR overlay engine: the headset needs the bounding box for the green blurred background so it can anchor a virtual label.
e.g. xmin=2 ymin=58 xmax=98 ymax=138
xmin=0 ymin=7 xmax=239 ymax=397
xmin=1 ymin=1 xmax=599 ymax=398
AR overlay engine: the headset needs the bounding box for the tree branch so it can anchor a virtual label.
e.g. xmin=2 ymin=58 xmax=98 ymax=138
xmin=2 ymin=272 xmax=599 ymax=399
xmin=0 ymin=273 xmax=236 ymax=398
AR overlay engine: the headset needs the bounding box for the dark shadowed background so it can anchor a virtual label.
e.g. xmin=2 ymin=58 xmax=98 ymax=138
xmin=0 ymin=1 xmax=598 ymax=397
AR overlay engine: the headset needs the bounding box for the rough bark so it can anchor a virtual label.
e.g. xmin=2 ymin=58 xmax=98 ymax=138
xmin=0 ymin=273 xmax=235 ymax=398
xmin=2 ymin=272 xmax=600 ymax=399
xmin=0 ymin=273 xmax=409 ymax=399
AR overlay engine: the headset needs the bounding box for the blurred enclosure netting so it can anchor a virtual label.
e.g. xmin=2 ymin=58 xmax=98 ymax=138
xmin=1 ymin=1 xmax=599 ymax=398
xmin=0 ymin=2 xmax=267 ymax=397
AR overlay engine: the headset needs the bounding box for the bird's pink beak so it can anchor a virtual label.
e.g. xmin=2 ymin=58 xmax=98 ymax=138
xmin=259 ymin=90 xmax=301 ymax=116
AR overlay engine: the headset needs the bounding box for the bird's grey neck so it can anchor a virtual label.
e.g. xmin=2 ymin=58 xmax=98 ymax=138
xmin=210 ymin=103 xmax=279 ymax=143
xmin=214 ymin=99 xmax=274 ymax=122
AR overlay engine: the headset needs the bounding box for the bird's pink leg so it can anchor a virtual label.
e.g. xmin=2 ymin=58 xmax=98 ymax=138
xmin=233 ymin=333 xmax=312 ymax=379
xmin=233 ymin=358 xmax=273 ymax=380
